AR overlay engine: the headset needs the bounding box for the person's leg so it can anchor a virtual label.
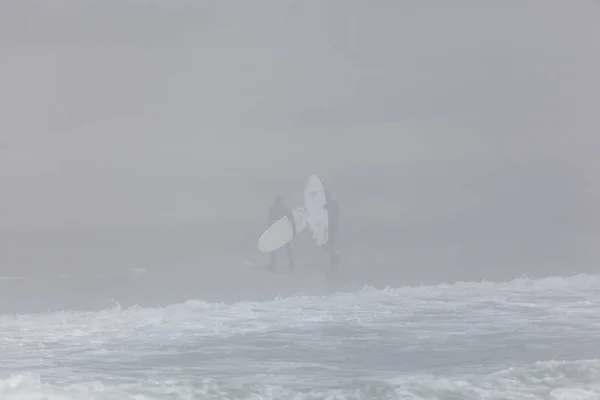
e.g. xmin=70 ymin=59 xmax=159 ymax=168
xmin=320 ymin=242 xmax=338 ymax=282
xmin=320 ymin=241 xmax=333 ymax=268
xmin=332 ymin=250 xmax=341 ymax=269
xmin=326 ymin=230 xmax=339 ymax=265
xmin=330 ymin=248 xmax=340 ymax=270
xmin=269 ymin=251 xmax=276 ymax=271
xmin=285 ymin=243 xmax=294 ymax=272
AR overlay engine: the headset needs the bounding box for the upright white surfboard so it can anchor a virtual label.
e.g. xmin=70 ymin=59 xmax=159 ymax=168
xmin=257 ymin=207 xmax=308 ymax=253
xmin=304 ymin=174 xmax=329 ymax=246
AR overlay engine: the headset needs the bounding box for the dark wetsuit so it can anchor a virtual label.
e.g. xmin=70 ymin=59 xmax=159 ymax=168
xmin=267 ymin=204 xmax=296 ymax=271
xmin=323 ymin=199 xmax=340 ymax=267
xmin=324 ymin=200 xmax=339 ymax=248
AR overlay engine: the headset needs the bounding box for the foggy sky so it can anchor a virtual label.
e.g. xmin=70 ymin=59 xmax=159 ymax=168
xmin=1 ymin=0 xmax=599 ymax=239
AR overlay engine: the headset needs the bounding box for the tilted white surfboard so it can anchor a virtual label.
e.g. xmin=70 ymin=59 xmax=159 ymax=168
xmin=257 ymin=207 xmax=308 ymax=253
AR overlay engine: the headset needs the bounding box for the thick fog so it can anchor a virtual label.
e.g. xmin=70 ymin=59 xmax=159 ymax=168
xmin=1 ymin=1 xmax=598 ymax=312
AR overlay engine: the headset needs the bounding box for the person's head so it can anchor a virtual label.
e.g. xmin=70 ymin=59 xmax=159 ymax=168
xmin=274 ymin=194 xmax=284 ymax=206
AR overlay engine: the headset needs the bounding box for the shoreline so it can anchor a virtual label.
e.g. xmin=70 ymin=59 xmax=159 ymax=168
xmin=0 ymin=222 xmax=597 ymax=315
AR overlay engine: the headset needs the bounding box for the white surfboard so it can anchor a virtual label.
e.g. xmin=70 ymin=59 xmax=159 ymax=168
xmin=257 ymin=207 xmax=308 ymax=253
xmin=304 ymin=174 xmax=329 ymax=246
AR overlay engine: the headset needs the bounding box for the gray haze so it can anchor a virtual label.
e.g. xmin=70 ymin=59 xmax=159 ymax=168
xmin=1 ymin=1 xmax=599 ymax=312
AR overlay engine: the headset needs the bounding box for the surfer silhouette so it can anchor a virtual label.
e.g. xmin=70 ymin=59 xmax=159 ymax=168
xmin=323 ymin=189 xmax=340 ymax=269
xmin=267 ymin=194 xmax=296 ymax=271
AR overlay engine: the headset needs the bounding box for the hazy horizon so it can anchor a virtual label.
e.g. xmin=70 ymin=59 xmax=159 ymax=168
xmin=1 ymin=1 xmax=599 ymax=310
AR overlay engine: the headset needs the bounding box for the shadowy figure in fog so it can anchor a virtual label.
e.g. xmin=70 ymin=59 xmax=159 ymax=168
xmin=322 ymin=189 xmax=340 ymax=270
xmin=267 ymin=194 xmax=296 ymax=272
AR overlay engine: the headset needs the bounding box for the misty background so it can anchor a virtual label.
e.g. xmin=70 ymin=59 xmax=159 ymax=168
xmin=0 ymin=0 xmax=598 ymax=312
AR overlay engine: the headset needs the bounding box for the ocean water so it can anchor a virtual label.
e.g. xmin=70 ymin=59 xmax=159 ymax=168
xmin=1 ymin=273 xmax=600 ymax=399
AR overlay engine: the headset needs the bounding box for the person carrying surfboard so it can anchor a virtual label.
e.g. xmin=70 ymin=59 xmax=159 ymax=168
xmin=323 ymin=189 xmax=341 ymax=269
xmin=267 ymin=194 xmax=296 ymax=271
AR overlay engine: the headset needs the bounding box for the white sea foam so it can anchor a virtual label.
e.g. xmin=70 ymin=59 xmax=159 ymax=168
xmin=1 ymin=274 xmax=599 ymax=399
xmin=1 ymin=359 xmax=599 ymax=400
